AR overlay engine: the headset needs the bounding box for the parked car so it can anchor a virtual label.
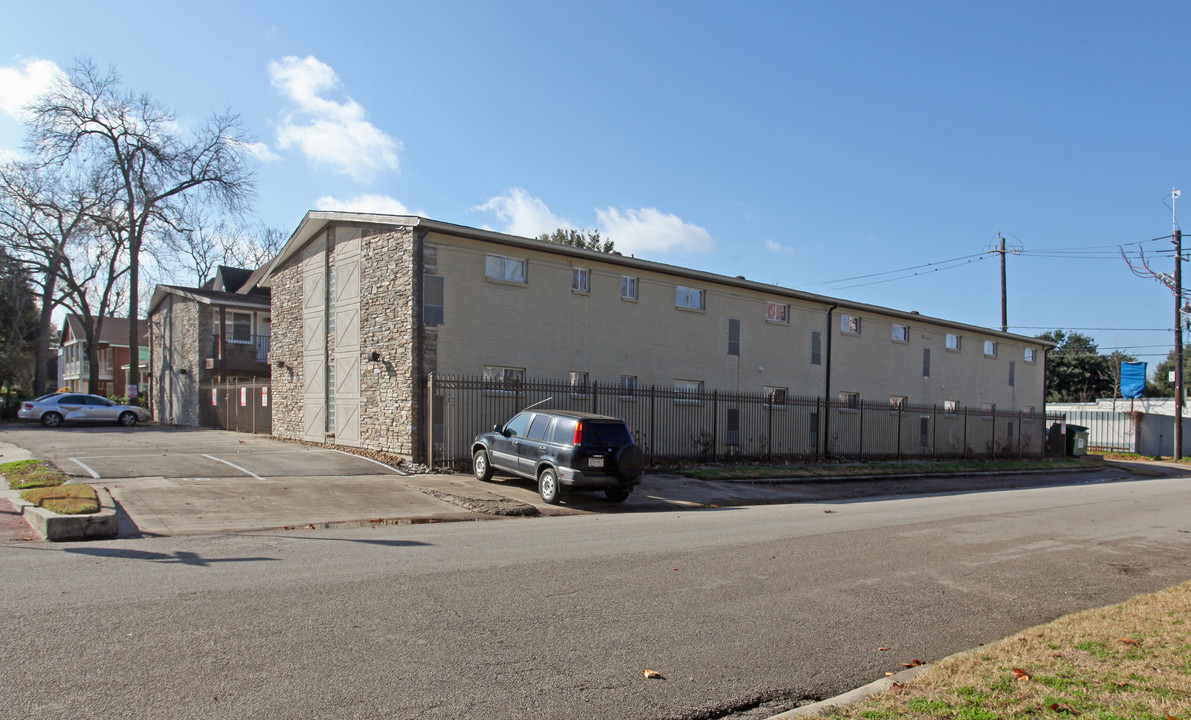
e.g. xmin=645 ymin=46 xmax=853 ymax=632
xmin=17 ymin=393 xmax=151 ymax=427
xmin=471 ymin=409 xmax=645 ymax=504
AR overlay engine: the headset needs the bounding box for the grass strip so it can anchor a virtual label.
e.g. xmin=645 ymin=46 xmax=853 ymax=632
xmin=1 ymin=458 xmax=69 ymax=489
xmin=822 ymin=580 xmax=1191 ymax=720
xmin=678 ymin=457 xmax=1103 ymax=482
xmin=21 ymin=484 xmax=99 ymax=515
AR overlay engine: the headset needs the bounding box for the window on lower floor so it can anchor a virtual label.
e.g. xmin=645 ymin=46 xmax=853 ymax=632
xmin=227 ymin=312 xmax=252 ymax=343
xmin=764 ymin=386 xmax=788 ymax=409
xmin=619 ymin=375 xmax=637 ymax=399
xmin=569 ymin=371 xmax=588 ymax=396
xmin=674 ymin=379 xmax=704 ymax=404
xmin=839 ymin=391 xmax=860 ymax=410
xmin=982 ymin=402 xmax=997 ymax=416
xmin=890 ymin=395 xmax=907 ymax=410
xmin=484 ymin=366 xmax=525 ymax=392
xmin=944 ymin=399 xmax=959 ymax=415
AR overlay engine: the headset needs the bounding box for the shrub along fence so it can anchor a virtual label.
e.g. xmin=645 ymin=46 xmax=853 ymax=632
xmin=426 ymin=374 xmax=1063 ymax=468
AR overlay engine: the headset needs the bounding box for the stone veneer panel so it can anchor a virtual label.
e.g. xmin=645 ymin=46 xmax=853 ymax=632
xmin=269 ymin=250 xmax=305 ymax=442
xmin=358 ymin=227 xmax=418 ymax=456
xmin=147 ymin=299 xmax=201 ymax=425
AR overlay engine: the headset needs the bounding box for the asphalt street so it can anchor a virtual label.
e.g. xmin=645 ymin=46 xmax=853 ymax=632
xmin=3 ymin=475 xmax=1190 ymax=719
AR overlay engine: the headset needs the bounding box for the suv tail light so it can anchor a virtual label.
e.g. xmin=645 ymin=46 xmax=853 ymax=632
xmin=573 ymin=421 xmax=583 ymax=446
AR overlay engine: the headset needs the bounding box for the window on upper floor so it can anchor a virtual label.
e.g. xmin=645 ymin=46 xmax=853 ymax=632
xmin=423 ymin=274 xmax=444 ymax=325
xmin=840 ymin=315 xmax=860 ymax=335
xmin=923 ymin=348 xmax=931 ymax=377
xmin=485 ymin=254 xmax=527 ymax=284
xmin=892 ymin=324 xmax=909 ymax=343
xmin=728 ymin=318 xmax=740 ymax=356
xmin=946 ymin=333 xmax=962 ymax=351
xmin=227 ymin=312 xmax=252 ymax=343
xmin=621 ymin=276 xmax=638 ymax=300
xmin=676 ymin=286 xmax=704 ymax=310
xmin=1025 ymin=347 xmax=1037 ymax=363
xmin=571 ymin=268 xmax=590 ymax=293
xmin=984 ymin=340 xmax=998 ymax=357
xmin=1009 ymin=361 xmax=1016 ymax=387
xmin=765 ymin=302 xmax=788 ymax=323
xmin=811 ymin=331 xmax=822 ymax=365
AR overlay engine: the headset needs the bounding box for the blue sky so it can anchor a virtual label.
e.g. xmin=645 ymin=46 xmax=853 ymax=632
xmin=2 ymin=2 xmax=1190 ymax=370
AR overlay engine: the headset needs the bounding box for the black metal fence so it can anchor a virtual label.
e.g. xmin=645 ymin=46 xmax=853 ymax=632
xmin=199 ymin=380 xmax=272 ymax=434
xmin=426 ymin=374 xmax=1062 ymax=468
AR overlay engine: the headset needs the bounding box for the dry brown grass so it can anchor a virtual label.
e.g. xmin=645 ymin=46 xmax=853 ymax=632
xmin=20 ymin=484 xmax=99 ymax=515
xmin=822 ymin=581 xmax=1191 ymax=720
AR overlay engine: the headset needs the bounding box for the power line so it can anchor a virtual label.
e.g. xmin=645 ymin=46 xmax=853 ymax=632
xmin=1009 ymin=326 xmax=1172 ymax=331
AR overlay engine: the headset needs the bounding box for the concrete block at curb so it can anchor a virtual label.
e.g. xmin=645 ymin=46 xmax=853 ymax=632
xmin=768 ymin=664 xmax=932 ymax=718
xmin=15 ymin=487 xmax=118 ymax=542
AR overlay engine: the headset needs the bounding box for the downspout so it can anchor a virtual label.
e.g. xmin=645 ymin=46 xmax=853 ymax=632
xmin=823 ymin=303 xmax=838 ymax=457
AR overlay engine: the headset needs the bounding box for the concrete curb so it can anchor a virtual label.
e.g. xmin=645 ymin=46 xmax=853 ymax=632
xmin=706 ymin=465 xmax=1109 ymax=486
xmin=767 ymin=663 xmax=933 ymax=718
xmin=13 ymin=486 xmax=119 ymax=542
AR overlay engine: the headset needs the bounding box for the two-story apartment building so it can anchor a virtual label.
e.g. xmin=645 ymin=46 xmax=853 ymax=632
xmin=147 ymin=265 xmax=271 ymax=425
xmin=261 ymin=211 xmax=1051 ymax=462
xmin=58 ymin=315 xmax=147 ymax=398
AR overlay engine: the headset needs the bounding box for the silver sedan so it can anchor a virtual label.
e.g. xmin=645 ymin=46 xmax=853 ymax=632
xmin=17 ymin=393 xmax=152 ymax=427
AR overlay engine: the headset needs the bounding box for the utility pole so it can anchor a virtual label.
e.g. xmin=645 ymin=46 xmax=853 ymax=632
xmin=999 ymin=233 xmax=1008 ymax=333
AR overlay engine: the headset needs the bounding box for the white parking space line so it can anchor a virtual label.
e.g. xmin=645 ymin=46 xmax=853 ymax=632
xmin=200 ymin=454 xmax=266 ymax=481
xmin=329 ymin=449 xmax=407 ymax=474
xmin=69 ymin=458 xmax=101 ymax=479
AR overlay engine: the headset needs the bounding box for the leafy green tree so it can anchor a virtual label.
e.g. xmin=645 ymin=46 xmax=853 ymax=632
xmin=0 ymin=247 xmax=40 ymax=393
xmin=1146 ymin=345 xmax=1190 ymax=397
xmin=1037 ymin=330 xmax=1116 ymax=402
xmin=537 ymin=228 xmax=615 ymax=253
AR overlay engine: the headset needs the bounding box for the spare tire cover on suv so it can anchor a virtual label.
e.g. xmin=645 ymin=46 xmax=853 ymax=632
xmin=612 ymin=444 xmax=645 ymax=481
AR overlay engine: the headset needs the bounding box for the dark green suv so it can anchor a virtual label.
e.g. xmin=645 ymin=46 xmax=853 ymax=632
xmin=471 ymin=409 xmax=645 ymax=504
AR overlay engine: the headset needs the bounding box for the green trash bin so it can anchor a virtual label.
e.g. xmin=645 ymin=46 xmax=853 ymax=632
xmin=1065 ymin=424 xmax=1089 ymax=456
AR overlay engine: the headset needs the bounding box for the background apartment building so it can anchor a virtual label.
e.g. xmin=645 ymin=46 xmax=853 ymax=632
xmin=262 ymin=212 xmax=1051 ymax=462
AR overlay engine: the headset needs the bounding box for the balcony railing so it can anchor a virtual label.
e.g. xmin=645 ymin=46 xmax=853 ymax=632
xmin=207 ymin=333 xmax=271 ymax=375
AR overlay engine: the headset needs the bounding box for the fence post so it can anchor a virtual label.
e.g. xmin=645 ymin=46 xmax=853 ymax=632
xmin=815 ymin=397 xmax=822 ymax=461
xmin=649 ymin=385 xmax=656 ymax=467
xmin=1017 ymin=411 xmax=1023 ymax=458
xmin=711 ymin=389 xmax=719 ymax=463
xmin=990 ymin=407 xmax=997 ymax=459
xmin=963 ymin=408 xmax=969 ymax=459
xmin=858 ymin=400 xmax=865 ymax=459
xmin=767 ymin=393 xmax=773 ymax=461
xmin=896 ymin=403 xmax=903 ymax=460
xmin=426 ymin=372 xmax=435 ymax=469
xmin=591 ymin=380 xmax=598 ymax=415
xmin=932 ymin=405 xmax=938 ymax=458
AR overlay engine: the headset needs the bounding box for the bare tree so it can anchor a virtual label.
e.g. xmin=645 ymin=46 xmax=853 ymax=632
xmin=27 ymin=59 xmax=256 ymax=397
xmin=0 ymin=161 xmax=98 ymax=394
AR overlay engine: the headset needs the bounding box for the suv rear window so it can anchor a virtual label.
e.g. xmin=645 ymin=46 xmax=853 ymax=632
xmin=551 ymin=418 xmax=578 ymax=445
xmin=580 ymin=421 xmax=633 ymax=446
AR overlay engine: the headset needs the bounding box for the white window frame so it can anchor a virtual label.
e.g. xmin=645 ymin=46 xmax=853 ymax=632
xmin=946 ymin=333 xmax=962 ymax=352
xmin=485 ymin=254 xmax=527 ymax=284
xmin=944 ymin=399 xmax=959 ymax=415
xmin=839 ymin=391 xmax=860 ymax=411
xmin=571 ymin=268 xmax=590 ymax=294
xmin=621 ymin=276 xmax=638 ymax=301
xmin=765 ymin=386 xmax=788 ymax=410
xmin=483 ymin=366 xmax=526 ymax=394
xmin=890 ymin=395 xmax=907 ymax=411
xmin=569 ymin=371 xmax=589 ymax=396
xmin=982 ymin=402 xmax=997 ymax=417
xmin=675 ymin=286 xmax=704 ymax=310
xmin=891 ymin=324 xmax=909 ymax=343
xmin=227 ymin=312 xmax=253 ymax=344
xmin=619 ymin=375 xmax=637 ymax=400
xmin=840 ymin=315 xmax=861 ymax=335
xmin=984 ymin=340 xmax=998 ymax=357
xmin=1025 ymin=347 xmax=1037 ymax=364
xmin=765 ymin=302 xmax=789 ymax=324
xmin=674 ymin=379 xmax=704 ymax=405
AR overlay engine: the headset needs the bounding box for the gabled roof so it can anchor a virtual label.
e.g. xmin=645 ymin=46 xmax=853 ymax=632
xmin=61 ymin=315 xmax=147 ymax=347
xmin=148 ymin=284 xmax=271 ymax=315
xmin=264 ymin=211 xmax=1056 ymax=347
xmin=201 ymin=265 xmax=256 ymax=293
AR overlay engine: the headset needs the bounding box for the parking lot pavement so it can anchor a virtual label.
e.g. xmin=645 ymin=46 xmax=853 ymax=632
xmin=0 ymin=498 xmax=36 ymax=542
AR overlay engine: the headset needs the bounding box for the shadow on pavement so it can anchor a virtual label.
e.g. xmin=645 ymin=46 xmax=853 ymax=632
xmin=62 ymin=547 xmax=280 ymax=566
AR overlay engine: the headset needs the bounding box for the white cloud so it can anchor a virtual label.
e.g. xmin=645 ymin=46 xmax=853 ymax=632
xmin=315 ymin=193 xmax=421 ymax=216
xmin=474 ymin=188 xmax=715 ymax=255
xmin=595 ymin=206 xmax=715 ymax=255
xmin=474 ymin=187 xmax=575 ymax=238
xmin=766 ymin=239 xmax=797 ymax=255
xmin=241 ymin=140 xmax=281 ymax=163
xmin=268 ymin=55 xmax=400 ymax=183
xmin=0 ymin=57 xmax=64 ymax=120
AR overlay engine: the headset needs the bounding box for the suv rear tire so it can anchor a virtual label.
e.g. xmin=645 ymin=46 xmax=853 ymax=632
xmin=604 ymin=487 xmax=631 ymax=503
xmin=613 ymin=445 xmax=645 ymax=481
xmin=538 ymin=467 xmax=563 ymax=505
